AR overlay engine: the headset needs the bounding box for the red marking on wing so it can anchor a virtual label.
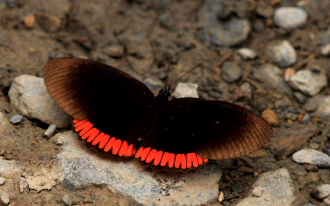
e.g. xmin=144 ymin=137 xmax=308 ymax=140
xmin=135 ymin=147 xmax=209 ymax=169
xmin=73 ymin=119 xmax=136 ymax=157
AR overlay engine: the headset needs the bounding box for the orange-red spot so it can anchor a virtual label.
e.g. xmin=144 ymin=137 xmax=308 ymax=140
xmin=160 ymin=152 xmax=170 ymax=167
xmin=126 ymin=144 xmax=135 ymax=157
xmin=92 ymin=133 xmax=109 ymax=149
xmin=112 ymin=139 xmax=122 ymax=155
xmin=175 ymin=154 xmax=183 ymax=168
xmin=181 ymin=154 xmax=187 ymax=169
xmin=145 ymin=149 xmax=157 ymax=163
xmin=73 ymin=119 xmax=79 ymax=123
xmin=135 ymin=147 xmax=144 ymax=158
xmin=118 ymin=141 xmax=128 ymax=156
xmin=187 ymin=153 xmax=199 ymax=168
xmin=74 ymin=119 xmax=88 ymax=128
xmin=82 ymin=128 xmax=99 ymax=140
xmin=153 ymin=150 xmax=164 ymax=166
xmin=140 ymin=147 xmax=151 ymax=161
xmin=203 ymin=158 xmax=209 ymax=163
xmin=167 ymin=153 xmax=175 ymax=168
xmin=77 ymin=122 xmax=93 ymax=135
xmin=197 ymin=155 xmax=203 ymax=165
xmin=104 ymin=137 xmax=116 ymax=152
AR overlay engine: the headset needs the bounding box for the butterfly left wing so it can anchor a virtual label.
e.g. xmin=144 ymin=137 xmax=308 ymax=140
xmin=135 ymin=98 xmax=272 ymax=169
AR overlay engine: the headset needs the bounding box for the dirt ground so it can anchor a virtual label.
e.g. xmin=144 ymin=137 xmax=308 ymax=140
xmin=0 ymin=0 xmax=330 ymax=205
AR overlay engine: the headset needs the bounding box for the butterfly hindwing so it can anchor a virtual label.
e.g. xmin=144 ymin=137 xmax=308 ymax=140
xmin=136 ymin=98 xmax=272 ymax=168
xmin=44 ymin=58 xmax=154 ymax=156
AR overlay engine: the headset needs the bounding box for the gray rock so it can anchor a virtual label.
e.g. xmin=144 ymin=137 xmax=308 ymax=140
xmin=292 ymin=149 xmax=330 ymax=167
xmin=237 ymin=48 xmax=258 ymax=60
xmin=9 ymin=75 xmax=71 ymax=128
xmin=173 ymin=82 xmax=199 ymax=98
xmin=256 ymin=1 xmax=274 ymax=18
xmin=320 ymin=44 xmax=330 ymax=56
xmin=313 ymin=184 xmax=330 ymax=199
xmin=142 ymin=76 xmax=165 ymax=94
xmin=198 ymin=0 xmax=250 ymax=46
xmin=289 ymin=69 xmax=327 ymax=96
xmin=10 ymin=114 xmax=23 ymax=124
xmin=274 ymin=7 xmax=308 ymax=30
xmin=307 ymin=95 xmax=330 ymax=118
xmin=57 ymin=131 xmax=222 ymax=205
xmin=253 ymin=64 xmax=292 ymax=94
xmin=0 ymin=160 xmax=23 ymax=178
xmin=267 ymin=41 xmax=297 ymax=67
xmin=221 ymin=62 xmax=242 ymax=83
xmin=237 ymin=168 xmax=295 ymax=206
xmin=62 ymin=195 xmax=74 ymax=206
xmin=105 ymin=45 xmax=125 ymax=58
xmin=0 ymin=192 xmax=9 ymax=205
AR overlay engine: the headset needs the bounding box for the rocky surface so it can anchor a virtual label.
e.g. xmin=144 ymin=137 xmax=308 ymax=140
xmin=57 ymin=131 xmax=222 ymax=205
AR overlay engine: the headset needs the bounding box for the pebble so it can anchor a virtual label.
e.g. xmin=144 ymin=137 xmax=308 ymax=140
xmin=0 ymin=193 xmax=10 ymax=205
xmin=221 ymin=62 xmax=242 ymax=83
xmin=284 ymin=67 xmax=296 ymax=82
xmin=0 ymin=177 xmax=6 ymax=185
xmin=253 ymin=64 xmax=291 ymax=94
xmin=289 ymin=69 xmax=327 ymax=96
xmin=198 ymin=0 xmax=250 ymax=46
xmin=237 ymin=168 xmax=294 ymax=206
xmin=57 ymin=131 xmax=222 ymax=205
xmin=35 ymin=13 xmax=62 ymax=32
xmin=306 ymin=95 xmax=330 ymax=118
xmin=313 ymin=184 xmax=330 ymax=199
xmin=10 ymin=114 xmax=23 ymax=124
xmin=294 ymin=92 xmax=307 ymax=104
xmin=320 ymin=44 xmax=330 ymax=56
xmin=267 ymin=40 xmax=297 ymax=67
xmin=256 ymin=1 xmax=274 ymax=18
xmin=292 ymin=149 xmax=330 ymax=167
xmin=218 ymin=191 xmax=224 ymax=203
xmin=231 ymin=82 xmax=252 ymax=101
xmin=274 ymin=7 xmax=308 ymax=30
xmin=142 ymin=76 xmax=164 ymax=94
xmin=8 ymin=75 xmax=71 ymax=128
xmin=23 ymin=15 xmax=36 ymax=29
xmin=62 ymin=195 xmax=73 ymax=206
xmin=274 ymin=96 xmax=292 ymax=108
xmin=262 ymin=109 xmax=279 ymax=126
xmin=105 ymin=45 xmax=124 ymax=58
xmin=173 ymin=82 xmax=198 ymax=98
xmin=237 ymin=48 xmax=258 ymax=60
xmin=300 ymin=114 xmax=311 ymax=124
xmin=324 ymin=196 xmax=330 ymax=204
xmin=44 ymin=124 xmax=57 ymax=138
xmin=251 ymin=187 xmax=263 ymax=197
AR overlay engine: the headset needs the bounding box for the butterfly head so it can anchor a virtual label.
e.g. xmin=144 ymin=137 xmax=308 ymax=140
xmin=159 ymin=86 xmax=171 ymax=99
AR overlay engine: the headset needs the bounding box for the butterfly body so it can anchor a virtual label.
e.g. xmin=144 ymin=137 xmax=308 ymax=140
xmin=44 ymin=58 xmax=272 ymax=169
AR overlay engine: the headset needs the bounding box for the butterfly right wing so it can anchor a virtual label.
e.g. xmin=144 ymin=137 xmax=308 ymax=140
xmin=44 ymin=58 xmax=154 ymax=157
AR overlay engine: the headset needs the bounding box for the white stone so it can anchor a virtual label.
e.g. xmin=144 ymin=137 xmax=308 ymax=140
xmin=274 ymin=7 xmax=308 ymax=29
xmin=292 ymin=149 xmax=330 ymax=167
xmin=173 ymin=82 xmax=199 ymax=98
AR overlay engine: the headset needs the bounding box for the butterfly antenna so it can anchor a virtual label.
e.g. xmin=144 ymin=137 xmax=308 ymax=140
xmin=168 ymin=63 xmax=202 ymax=87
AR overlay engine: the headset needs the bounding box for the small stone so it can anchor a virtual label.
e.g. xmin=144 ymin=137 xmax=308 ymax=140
xmin=313 ymin=184 xmax=330 ymax=199
xmin=274 ymin=7 xmax=308 ymax=30
xmin=10 ymin=115 xmax=23 ymax=124
xmin=237 ymin=48 xmax=258 ymax=60
xmin=309 ymin=172 xmax=319 ymax=182
xmin=300 ymin=114 xmax=311 ymax=124
xmin=23 ymin=15 xmax=36 ymax=29
xmin=0 ymin=177 xmax=6 ymax=185
xmin=294 ymin=92 xmax=307 ymax=104
xmin=306 ymin=95 xmax=330 ymax=118
xmin=320 ymin=44 xmax=330 ymax=56
xmin=218 ymin=191 xmax=224 ymax=203
xmin=221 ymin=62 xmax=242 ymax=83
xmin=55 ymin=133 xmax=64 ymax=145
xmin=284 ymin=68 xmax=296 ymax=82
xmin=252 ymin=187 xmax=263 ymax=197
xmin=267 ymin=40 xmax=297 ymax=67
xmin=44 ymin=124 xmax=57 ymax=138
xmin=262 ymin=109 xmax=279 ymax=126
xmin=292 ymin=149 xmax=330 ymax=167
xmin=304 ymin=102 xmax=317 ymax=112
xmin=289 ymin=69 xmax=327 ymax=96
xmin=173 ymin=83 xmax=198 ymax=98
xmin=0 ymin=192 xmax=10 ymax=205
xmin=142 ymin=77 xmax=164 ymax=94
xmin=62 ymin=195 xmax=73 ymax=206
xmin=231 ymin=82 xmax=252 ymax=101
xmin=295 ymin=166 xmax=307 ymax=176
xmin=303 ymin=164 xmax=318 ymax=171
xmin=324 ymin=196 xmax=330 ymax=204
xmin=35 ymin=13 xmax=62 ymax=32
xmin=310 ymin=142 xmax=320 ymax=150
xmin=106 ymin=45 xmax=124 ymax=58
xmin=256 ymin=1 xmax=274 ymax=18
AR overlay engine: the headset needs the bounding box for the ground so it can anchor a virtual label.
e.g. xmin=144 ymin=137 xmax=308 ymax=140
xmin=0 ymin=0 xmax=329 ymax=205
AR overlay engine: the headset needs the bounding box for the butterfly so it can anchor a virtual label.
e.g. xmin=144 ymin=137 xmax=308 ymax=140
xmin=44 ymin=58 xmax=272 ymax=169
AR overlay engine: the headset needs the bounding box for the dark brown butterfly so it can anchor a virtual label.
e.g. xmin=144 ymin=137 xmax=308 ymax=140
xmin=44 ymin=58 xmax=272 ymax=169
